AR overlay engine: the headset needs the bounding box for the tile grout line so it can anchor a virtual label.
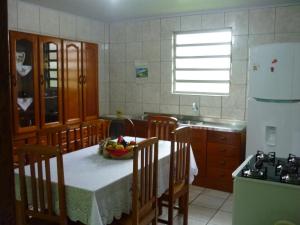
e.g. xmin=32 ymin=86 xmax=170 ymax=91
xmin=205 ymin=193 xmax=231 ymax=225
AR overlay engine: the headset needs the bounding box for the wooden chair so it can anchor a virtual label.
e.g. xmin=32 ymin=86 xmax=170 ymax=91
xmin=116 ymin=137 xmax=159 ymax=225
xmin=147 ymin=115 xmax=178 ymax=141
xmin=37 ymin=125 xmax=68 ymax=153
xmin=17 ymin=144 xmax=69 ymax=225
xmin=158 ymin=126 xmax=191 ymax=225
xmin=80 ymin=119 xmax=111 ymax=147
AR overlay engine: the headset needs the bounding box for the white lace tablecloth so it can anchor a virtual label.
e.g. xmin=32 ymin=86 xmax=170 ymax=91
xmin=15 ymin=137 xmax=198 ymax=225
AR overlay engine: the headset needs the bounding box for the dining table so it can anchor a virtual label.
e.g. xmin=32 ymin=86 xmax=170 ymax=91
xmin=14 ymin=137 xmax=198 ymax=225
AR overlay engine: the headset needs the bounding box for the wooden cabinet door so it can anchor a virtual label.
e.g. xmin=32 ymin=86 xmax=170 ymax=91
xmin=10 ymin=31 xmax=39 ymax=134
xmin=63 ymin=40 xmax=82 ymax=125
xmin=191 ymin=128 xmax=207 ymax=185
xmin=82 ymin=42 xmax=99 ymax=121
xmin=39 ymin=36 xmax=63 ymax=128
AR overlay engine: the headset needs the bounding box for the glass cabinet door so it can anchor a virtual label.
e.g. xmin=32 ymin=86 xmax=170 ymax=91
xmin=10 ymin=31 xmax=39 ymax=133
xmin=39 ymin=37 xmax=62 ymax=128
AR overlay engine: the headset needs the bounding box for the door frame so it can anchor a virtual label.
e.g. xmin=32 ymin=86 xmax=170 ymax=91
xmin=0 ymin=0 xmax=16 ymax=224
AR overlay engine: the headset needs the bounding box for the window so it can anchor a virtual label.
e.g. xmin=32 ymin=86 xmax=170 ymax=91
xmin=173 ymin=29 xmax=232 ymax=95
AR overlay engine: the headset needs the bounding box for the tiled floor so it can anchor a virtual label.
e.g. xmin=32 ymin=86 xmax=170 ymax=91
xmin=159 ymin=185 xmax=233 ymax=225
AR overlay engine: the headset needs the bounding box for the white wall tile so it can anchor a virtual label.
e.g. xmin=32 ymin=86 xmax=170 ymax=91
xmin=148 ymin=62 xmax=161 ymax=83
xmin=76 ymin=16 xmax=91 ymax=41
xmin=109 ymin=63 xmax=126 ymax=82
xmin=8 ymin=0 xmax=18 ymax=29
xmin=180 ymin=14 xmax=202 ymax=31
xmin=126 ymin=62 xmax=136 ymax=82
xmin=142 ymin=19 xmax=161 ymax=41
xmin=161 ymin=39 xmax=173 ymax=61
xmin=161 ymin=61 xmax=172 ymax=83
xmin=126 ymin=21 xmax=143 ymax=42
xmin=125 ymin=83 xmax=142 ymax=103
xmin=160 ymin=104 xmax=179 ymax=114
xmin=232 ymin=35 xmax=248 ymax=60
xmin=202 ymin=13 xmax=225 ymax=29
xmin=222 ymin=107 xmax=245 ymax=120
xmin=110 ymin=43 xmax=126 ymax=63
xmin=125 ymin=103 xmax=143 ymax=115
xmin=180 ymin=95 xmax=200 ymax=106
xmin=142 ymin=83 xmax=160 ymax=104
xmin=142 ymin=40 xmax=160 ymax=62
xmin=18 ymin=1 xmax=40 ymax=32
xmin=59 ymin=12 xmax=76 ymax=39
xmin=161 ymin=17 xmax=180 ymax=40
xmin=90 ymin=19 xmax=105 ymax=42
xmin=180 ymin=105 xmax=200 ymax=116
xmin=225 ymin=10 xmax=249 ymax=35
xmin=222 ymin=85 xmax=246 ymax=109
xmin=126 ymin=42 xmax=142 ymax=62
xmin=160 ymin=83 xmax=179 ymax=105
xmin=276 ymin=5 xmax=300 ymax=33
xmin=249 ymin=8 xmax=275 ymax=34
xmin=231 ymin=60 xmax=247 ymax=85
xmin=40 ymin=7 xmax=59 ymax=36
xmin=200 ymin=96 xmax=222 ymax=108
xmin=248 ymin=34 xmax=275 ymax=47
xmin=100 ymin=102 xmax=109 ymax=115
xmin=143 ymin=103 xmax=160 ymax=113
xmin=110 ymin=22 xmax=126 ymax=43
xmin=200 ymin=107 xmax=221 ymax=118
xmin=110 ymin=83 xmax=126 ymax=103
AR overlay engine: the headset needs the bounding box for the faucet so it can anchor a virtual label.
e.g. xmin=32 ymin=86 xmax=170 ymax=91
xmin=192 ymin=102 xmax=199 ymax=114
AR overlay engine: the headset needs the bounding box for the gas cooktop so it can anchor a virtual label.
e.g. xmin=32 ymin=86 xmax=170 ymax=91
xmin=240 ymin=151 xmax=300 ymax=185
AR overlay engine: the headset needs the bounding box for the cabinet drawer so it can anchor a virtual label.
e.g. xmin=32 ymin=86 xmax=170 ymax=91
xmin=206 ymin=167 xmax=233 ymax=179
xmin=207 ymin=130 xmax=240 ymax=145
xmin=207 ymin=155 xmax=240 ymax=170
xmin=207 ymin=142 xmax=240 ymax=158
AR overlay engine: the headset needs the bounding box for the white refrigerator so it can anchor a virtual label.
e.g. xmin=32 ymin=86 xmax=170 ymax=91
xmin=246 ymin=42 xmax=300 ymax=158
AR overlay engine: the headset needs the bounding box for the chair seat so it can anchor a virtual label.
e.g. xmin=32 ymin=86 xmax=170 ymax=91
xmin=160 ymin=181 xmax=187 ymax=201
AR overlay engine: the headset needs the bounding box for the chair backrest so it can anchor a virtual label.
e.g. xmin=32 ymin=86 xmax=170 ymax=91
xmin=37 ymin=125 xmax=68 ymax=153
xmin=17 ymin=144 xmax=68 ymax=225
xmin=132 ymin=137 xmax=159 ymax=225
xmin=147 ymin=115 xmax=178 ymax=141
xmin=81 ymin=119 xmax=111 ymax=147
xmin=169 ymin=127 xmax=191 ymax=196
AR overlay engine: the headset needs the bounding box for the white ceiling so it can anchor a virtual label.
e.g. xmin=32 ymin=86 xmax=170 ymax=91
xmin=23 ymin=0 xmax=300 ymax=22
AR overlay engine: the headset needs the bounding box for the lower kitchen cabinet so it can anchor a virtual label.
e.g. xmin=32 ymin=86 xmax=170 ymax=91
xmin=193 ymin=129 xmax=245 ymax=192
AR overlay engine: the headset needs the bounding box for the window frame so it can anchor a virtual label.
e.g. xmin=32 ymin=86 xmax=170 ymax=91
xmin=172 ymin=28 xmax=232 ymax=96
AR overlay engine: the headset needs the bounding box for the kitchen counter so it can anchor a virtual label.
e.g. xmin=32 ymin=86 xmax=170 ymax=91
xmin=100 ymin=112 xmax=246 ymax=133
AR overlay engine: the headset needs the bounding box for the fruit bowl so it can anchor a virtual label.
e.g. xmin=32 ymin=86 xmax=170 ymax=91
xmin=101 ymin=136 xmax=136 ymax=160
xmin=104 ymin=147 xmax=134 ymax=159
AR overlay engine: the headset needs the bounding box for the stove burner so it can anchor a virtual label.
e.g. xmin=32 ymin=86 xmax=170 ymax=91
xmin=255 ymin=150 xmax=276 ymax=169
xmin=241 ymin=151 xmax=300 ymax=185
xmin=242 ymin=166 xmax=267 ymax=180
xmin=281 ymin=174 xmax=300 ymax=185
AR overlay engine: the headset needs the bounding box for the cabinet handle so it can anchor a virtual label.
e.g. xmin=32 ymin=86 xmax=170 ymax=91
xmin=219 ymin=136 xmax=226 ymax=141
xmin=79 ymin=75 xmax=83 ymax=84
xmin=83 ymin=75 xmax=87 ymax=84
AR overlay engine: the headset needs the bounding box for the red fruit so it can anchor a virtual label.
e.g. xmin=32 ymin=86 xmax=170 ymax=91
xmin=117 ymin=136 xmax=124 ymax=144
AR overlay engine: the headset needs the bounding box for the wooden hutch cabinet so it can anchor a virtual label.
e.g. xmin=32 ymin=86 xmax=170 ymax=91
xmin=9 ymin=31 xmax=99 ymax=162
xmin=63 ymin=40 xmax=82 ymax=125
xmin=39 ymin=36 xmax=63 ymax=129
xmin=10 ymin=31 xmax=40 ymax=134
